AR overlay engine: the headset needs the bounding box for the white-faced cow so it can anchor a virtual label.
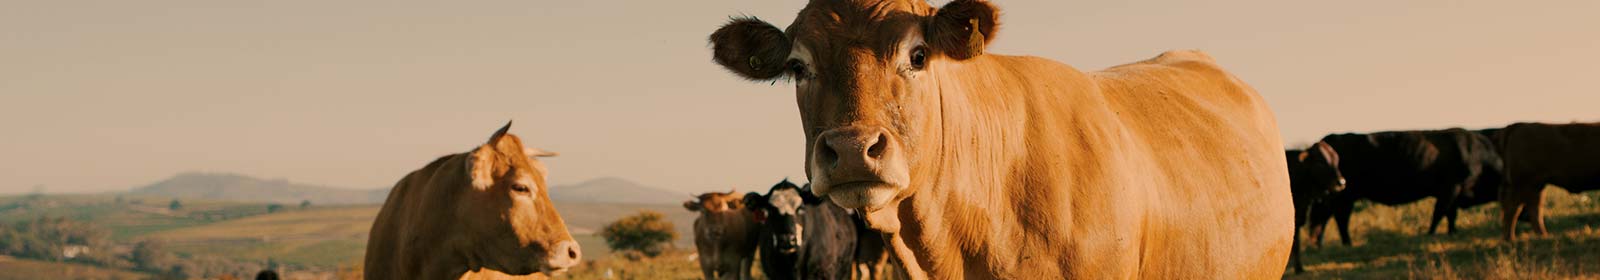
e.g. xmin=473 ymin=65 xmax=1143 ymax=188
xmin=744 ymin=180 xmax=858 ymax=280
xmin=707 ymin=0 xmax=1293 ymax=278
xmin=364 ymin=122 xmax=581 ymax=279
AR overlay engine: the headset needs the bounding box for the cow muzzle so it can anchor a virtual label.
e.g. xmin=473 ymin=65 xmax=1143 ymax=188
xmin=775 ymin=234 xmax=801 ymax=253
xmin=810 ymin=126 xmax=909 ymax=209
xmin=542 ymin=240 xmax=581 ymax=274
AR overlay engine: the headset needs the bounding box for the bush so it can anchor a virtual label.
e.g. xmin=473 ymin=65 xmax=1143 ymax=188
xmin=599 ymin=211 xmax=676 ymax=257
xmin=169 ymin=199 xmax=183 ymax=211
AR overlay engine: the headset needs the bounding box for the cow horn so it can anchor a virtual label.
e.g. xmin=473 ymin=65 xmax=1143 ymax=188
xmin=488 ymin=120 xmax=513 ymax=143
xmin=524 ymin=147 xmax=559 ymax=158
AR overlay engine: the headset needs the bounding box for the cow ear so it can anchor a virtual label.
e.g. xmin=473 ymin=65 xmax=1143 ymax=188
xmin=1316 ymin=142 xmax=1340 ymax=166
xmin=683 ymin=200 xmax=703 ymax=212
xmin=710 ymin=17 xmax=792 ymax=81
xmin=742 ymin=192 xmax=766 ymax=210
xmin=926 ymin=0 xmax=999 ymax=60
xmin=466 ymin=147 xmax=497 ymax=190
xmin=799 ymin=184 xmax=824 ymax=205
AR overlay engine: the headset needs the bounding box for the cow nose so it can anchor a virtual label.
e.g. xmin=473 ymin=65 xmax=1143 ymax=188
xmin=547 ymin=240 xmax=581 ymax=269
xmin=816 ymin=127 xmax=893 ymax=175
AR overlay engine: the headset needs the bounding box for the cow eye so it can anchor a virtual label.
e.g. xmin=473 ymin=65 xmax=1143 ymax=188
xmin=510 ymin=184 xmax=531 ymax=193
xmin=787 ymin=60 xmax=809 ymax=80
xmin=909 ymin=46 xmax=927 ymax=70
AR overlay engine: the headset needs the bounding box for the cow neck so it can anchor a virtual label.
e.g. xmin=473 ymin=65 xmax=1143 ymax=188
xmin=893 ymin=54 xmax=1115 ymax=277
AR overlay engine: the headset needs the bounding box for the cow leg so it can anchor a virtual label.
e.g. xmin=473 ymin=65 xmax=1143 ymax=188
xmin=1307 ymin=202 xmax=1334 ymax=246
xmin=1499 ymin=189 xmax=1526 ymax=241
xmin=1440 ymin=202 xmax=1452 ymax=235
xmin=1529 ymin=189 xmax=1550 ymax=235
xmin=1446 ymin=206 xmax=1460 ymax=234
xmin=739 ymin=256 xmax=753 ymax=280
xmin=1428 ymin=191 xmax=1457 ymax=235
xmin=1332 ymin=200 xmax=1355 ymax=246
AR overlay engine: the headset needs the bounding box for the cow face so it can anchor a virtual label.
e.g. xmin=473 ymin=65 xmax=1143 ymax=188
xmin=709 ymin=0 xmax=1000 ymax=210
xmin=459 ymin=122 xmax=581 ymax=275
xmin=1293 ymin=141 xmax=1346 ymax=197
xmin=744 ymin=180 xmax=824 ymax=254
xmin=684 ymin=189 xmax=745 ymax=213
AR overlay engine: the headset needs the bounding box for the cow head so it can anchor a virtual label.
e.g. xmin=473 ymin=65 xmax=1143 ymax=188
xmin=1292 ymin=141 xmax=1346 ymax=197
xmin=458 ymin=121 xmax=580 ymax=275
xmin=684 ymin=189 xmax=745 ymax=213
xmin=709 ymin=0 xmax=1000 ymax=211
xmin=743 ymin=179 xmax=824 ymax=254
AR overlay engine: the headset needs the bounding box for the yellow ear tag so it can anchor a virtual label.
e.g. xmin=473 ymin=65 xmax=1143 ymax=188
xmin=967 ymin=18 xmax=985 ymax=56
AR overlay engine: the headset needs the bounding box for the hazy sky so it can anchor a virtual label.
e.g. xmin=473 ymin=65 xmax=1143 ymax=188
xmin=3 ymin=1 xmax=1596 ymax=195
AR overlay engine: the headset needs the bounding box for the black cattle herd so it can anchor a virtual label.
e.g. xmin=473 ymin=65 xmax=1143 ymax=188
xmin=1284 ymin=122 xmax=1600 ymax=273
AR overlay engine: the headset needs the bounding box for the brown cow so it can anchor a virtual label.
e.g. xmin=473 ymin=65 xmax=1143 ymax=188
xmin=684 ymin=190 xmax=759 ymax=280
xmin=706 ymin=0 xmax=1293 ymax=278
xmin=1497 ymin=122 xmax=1600 ymax=240
xmin=364 ymin=121 xmax=581 ymax=279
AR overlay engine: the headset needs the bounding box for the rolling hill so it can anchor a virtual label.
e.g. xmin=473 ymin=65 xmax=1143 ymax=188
xmin=548 ymin=177 xmax=685 ymax=205
xmin=130 ymin=172 xmax=687 ymax=206
xmin=129 ymin=172 xmax=387 ymax=205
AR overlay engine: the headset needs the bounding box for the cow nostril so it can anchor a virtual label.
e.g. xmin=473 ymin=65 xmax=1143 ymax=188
xmin=818 ymin=140 xmax=840 ymax=166
xmin=866 ymin=133 xmax=888 ymax=159
xmin=567 ymin=247 xmax=578 ymax=260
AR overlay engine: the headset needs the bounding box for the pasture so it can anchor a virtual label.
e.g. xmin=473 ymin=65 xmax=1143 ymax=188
xmin=2 ymin=188 xmax=1597 ymax=279
xmin=0 ymin=256 xmax=150 ymax=280
xmin=1289 ymin=189 xmax=1600 ymax=279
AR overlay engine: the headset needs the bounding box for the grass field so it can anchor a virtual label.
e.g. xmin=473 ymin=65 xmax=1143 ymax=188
xmin=144 ymin=205 xmax=379 ymax=268
xmin=5 ymin=188 xmax=1595 ymax=279
xmin=0 ymin=256 xmax=150 ymax=280
xmin=1288 ymin=189 xmax=1600 ymax=279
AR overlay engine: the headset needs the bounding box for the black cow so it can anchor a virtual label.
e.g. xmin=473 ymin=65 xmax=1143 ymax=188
xmin=1496 ymin=122 xmax=1600 ymax=240
xmin=1285 ymin=143 xmax=1346 ymax=274
xmin=1305 ymin=128 xmax=1500 ymax=246
xmin=743 ymin=180 xmax=856 ymax=280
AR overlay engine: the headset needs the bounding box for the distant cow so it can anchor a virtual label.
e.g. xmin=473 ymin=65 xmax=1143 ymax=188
xmin=1497 ymin=122 xmax=1600 ymax=240
xmin=1285 ymin=143 xmax=1346 ymax=274
xmin=707 ymin=0 xmax=1293 ymax=278
xmin=364 ymin=122 xmax=581 ymax=279
xmin=1307 ymin=128 xmax=1499 ymax=247
xmin=684 ymin=190 xmax=759 ymax=280
xmin=852 ymin=215 xmax=893 ymax=280
xmin=743 ymin=180 xmax=856 ymax=280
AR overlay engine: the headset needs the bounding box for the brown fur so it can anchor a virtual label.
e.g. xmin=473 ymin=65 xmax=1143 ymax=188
xmin=708 ymin=1 xmax=1292 ymax=278
xmin=364 ymin=122 xmax=580 ymax=279
xmin=685 ymin=190 xmax=760 ymax=280
xmin=1496 ymin=122 xmax=1600 ymax=240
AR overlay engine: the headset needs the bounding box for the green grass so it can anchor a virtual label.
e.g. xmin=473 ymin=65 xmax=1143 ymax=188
xmin=1287 ymin=189 xmax=1600 ymax=279
xmin=144 ymin=205 xmax=379 ymax=268
xmin=0 ymin=194 xmax=275 ymax=241
xmin=0 ymin=256 xmax=150 ymax=280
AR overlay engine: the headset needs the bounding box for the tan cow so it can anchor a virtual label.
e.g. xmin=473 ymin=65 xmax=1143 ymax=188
xmin=365 ymin=122 xmax=581 ymax=279
xmin=707 ymin=0 xmax=1293 ymax=278
xmin=684 ymin=190 xmax=760 ymax=280
xmin=1497 ymin=122 xmax=1600 ymax=240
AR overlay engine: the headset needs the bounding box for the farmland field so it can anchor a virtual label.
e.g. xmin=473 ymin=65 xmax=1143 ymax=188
xmin=1287 ymin=189 xmax=1600 ymax=279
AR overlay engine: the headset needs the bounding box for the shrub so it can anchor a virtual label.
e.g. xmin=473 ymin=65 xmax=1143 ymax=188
xmin=599 ymin=211 xmax=677 ymax=257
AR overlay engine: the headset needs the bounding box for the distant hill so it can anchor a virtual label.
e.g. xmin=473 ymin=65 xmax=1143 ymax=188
xmin=128 ymin=172 xmax=388 ymax=205
xmin=549 ymin=177 xmax=684 ymax=205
